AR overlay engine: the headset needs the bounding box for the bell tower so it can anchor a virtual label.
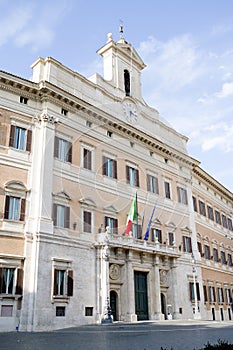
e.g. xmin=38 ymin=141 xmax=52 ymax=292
xmin=97 ymin=26 xmax=146 ymax=101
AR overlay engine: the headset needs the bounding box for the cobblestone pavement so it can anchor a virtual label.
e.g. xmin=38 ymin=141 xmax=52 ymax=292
xmin=0 ymin=320 xmax=233 ymax=350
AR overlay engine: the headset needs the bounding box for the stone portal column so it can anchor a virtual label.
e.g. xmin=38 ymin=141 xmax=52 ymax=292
xmin=152 ymin=255 xmax=163 ymax=320
xmin=126 ymin=250 xmax=137 ymax=322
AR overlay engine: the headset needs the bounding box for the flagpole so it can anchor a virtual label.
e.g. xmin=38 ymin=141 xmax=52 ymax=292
xmin=136 ymin=192 xmax=139 ymax=238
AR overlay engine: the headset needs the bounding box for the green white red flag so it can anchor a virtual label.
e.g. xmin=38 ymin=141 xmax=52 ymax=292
xmin=125 ymin=196 xmax=137 ymax=235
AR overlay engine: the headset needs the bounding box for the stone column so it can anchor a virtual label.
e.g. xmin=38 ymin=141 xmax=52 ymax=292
xmin=152 ymin=255 xmax=163 ymax=320
xmin=126 ymin=250 xmax=137 ymax=322
xmin=20 ymin=113 xmax=57 ymax=331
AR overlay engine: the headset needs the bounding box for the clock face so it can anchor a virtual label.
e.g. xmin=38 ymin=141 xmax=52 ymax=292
xmin=123 ymin=101 xmax=138 ymax=124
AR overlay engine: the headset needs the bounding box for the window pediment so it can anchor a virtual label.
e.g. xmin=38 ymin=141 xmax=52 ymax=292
xmin=79 ymin=198 xmax=96 ymax=207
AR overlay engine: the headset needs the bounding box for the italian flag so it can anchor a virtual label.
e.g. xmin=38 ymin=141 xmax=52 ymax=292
xmin=125 ymin=196 xmax=137 ymax=235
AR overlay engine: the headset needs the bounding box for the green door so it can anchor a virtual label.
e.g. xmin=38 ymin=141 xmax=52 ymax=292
xmin=134 ymin=271 xmax=149 ymax=320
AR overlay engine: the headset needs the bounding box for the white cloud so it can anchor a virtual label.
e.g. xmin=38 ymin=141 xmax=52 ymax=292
xmin=215 ymin=82 xmax=233 ymax=98
xmin=0 ymin=0 xmax=72 ymax=51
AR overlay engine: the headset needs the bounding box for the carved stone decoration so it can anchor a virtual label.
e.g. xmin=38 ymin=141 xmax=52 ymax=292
xmin=35 ymin=113 xmax=59 ymax=124
xmin=109 ymin=263 xmax=120 ymax=280
xmin=160 ymin=269 xmax=168 ymax=285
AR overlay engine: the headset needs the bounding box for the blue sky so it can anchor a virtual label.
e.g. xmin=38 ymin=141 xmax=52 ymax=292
xmin=1 ymin=0 xmax=233 ymax=192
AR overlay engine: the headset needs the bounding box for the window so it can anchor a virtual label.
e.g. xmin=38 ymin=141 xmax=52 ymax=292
xmin=85 ymin=307 xmax=93 ymax=316
xmin=228 ymin=218 xmax=233 ymax=231
xmin=126 ymin=166 xmax=139 ymax=187
xmin=197 ymin=242 xmax=202 ymax=255
xmin=147 ymin=175 xmax=159 ymax=194
xmin=0 ymin=268 xmax=23 ymax=295
xmin=213 ymin=248 xmax=219 ymax=262
xmin=83 ymin=211 xmax=92 ymax=233
xmin=227 ymin=254 xmax=232 ymax=267
xmin=124 ymin=69 xmax=130 ymax=96
xmin=164 ymin=181 xmax=171 ymax=199
xmin=208 ymin=286 xmax=216 ymax=303
xmin=56 ymin=306 xmax=65 ymax=316
xmin=189 ymin=282 xmax=200 ymax=301
xmin=168 ymin=232 xmax=174 ymax=246
xmin=102 ymin=156 xmax=117 ymax=179
xmin=9 ymin=125 xmax=32 ymax=152
xmin=53 ymin=204 xmax=70 ymax=228
xmin=183 ymin=236 xmax=192 ymax=253
xmin=225 ymin=289 xmax=232 ymax=304
xmin=215 ymin=210 xmax=221 ymax=225
xmin=177 ymin=187 xmax=188 ymax=205
xmin=86 ymin=120 xmax=92 ymax=128
xmin=83 ymin=148 xmax=92 ymax=170
xmin=53 ymin=269 xmax=73 ymax=297
xmin=217 ymin=287 xmax=224 ymax=303
xmin=107 ymin=131 xmax=112 ymax=137
xmin=61 ymin=108 xmax=68 ymax=116
xmin=4 ymin=195 xmax=25 ymax=221
xmin=203 ymin=285 xmax=208 ymax=302
xmin=207 ymin=206 xmax=214 ymax=221
xmin=132 ymin=223 xmax=142 ymax=239
xmin=221 ymin=251 xmax=227 ymax=265
xmin=104 ymin=216 xmax=118 ymax=235
xmin=151 ymin=228 xmax=162 ymax=243
xmin=19 ymin=96 xmax=28 ymax=104
xmin=192 ymin=196 xmax=198 ymax=212
xmin=222 ymin=214 xmax=228 ymax=228
xmin=54 ymin=136 xmax=72 ymax=163
xmin=1 ymin=305 xmax=13 ymax=317
xmin=204 ymin=245 xmax=211 ymax=260
xmin=199 ymin=200 xmax=206 ymax=216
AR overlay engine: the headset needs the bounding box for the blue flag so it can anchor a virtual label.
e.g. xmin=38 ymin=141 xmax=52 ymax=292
xmin=143 ymin=204 xmax=156 ymax=240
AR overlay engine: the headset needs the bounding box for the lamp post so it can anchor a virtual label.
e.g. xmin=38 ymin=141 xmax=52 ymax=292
xmin=191 ymin=255 xmax=200 ymax=319
xmin=101 ymin=230 xmax=113 ymax=324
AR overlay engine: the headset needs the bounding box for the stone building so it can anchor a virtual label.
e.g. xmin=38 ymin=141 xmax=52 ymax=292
xmin=0 ymin=31 xmax=232 ymax=331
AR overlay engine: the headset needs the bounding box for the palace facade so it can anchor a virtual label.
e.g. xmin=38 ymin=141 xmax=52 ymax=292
xmin=0 ymin=32 xmax=232 ymax=331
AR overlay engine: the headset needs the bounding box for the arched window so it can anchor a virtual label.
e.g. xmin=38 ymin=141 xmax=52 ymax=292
xmin=124 ymin=70 xmax=130 ymax=96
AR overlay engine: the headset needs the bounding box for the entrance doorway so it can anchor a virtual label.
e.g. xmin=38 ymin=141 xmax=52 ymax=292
xmin=161 ymin=293 xmax=166 ymax=319
xmin=134 ymin=271 xmax=149 ymax=320
xmin=110 ymin=290 xmax=118 ymax=321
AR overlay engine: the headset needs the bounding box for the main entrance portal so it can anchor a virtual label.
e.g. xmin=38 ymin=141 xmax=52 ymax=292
xmin=134 ymin=271 xmax=149 ymax=320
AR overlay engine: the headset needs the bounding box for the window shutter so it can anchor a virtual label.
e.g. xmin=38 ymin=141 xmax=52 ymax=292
xmin=137 ymin=224 xmax=142 ymax=239
xmin=54 ymin=269 xmax=58 ymax=295
xmin=65 ymin=207 xmax=70 ymax=229
xmin=87 ymin=150 xmax=92 ymax=170
xmin=113 ymin=218 xmax=118 ymax=235
xmin=102 ymin=156 xmax=107 ymax=175
xmin=203 ymin=285 xmax=208 ymax=302
xmin=9 ymin=125 xmax=15 ymax=147
xmin=177 ymin=187 xmax=181 ymax=203
xmin=135 ymin=169 xmax=139 ymax=187
xmin=54 ymin=136 xmax=59 ymax=158
xmin=16 ymin=268 xmax=24 ymax=295
xmin=147 ymin=174 xmax=150 ymax=191
xmin=4 ymin=195 xmax=10 ymax=219
xmin=67 ymin=142 xmax=72 ymax=163
xmin=182 ymin=236 xmax=185 ymax=252
xmin=126 ymin=166 xmax=130 ymax=183
xmin=67 ymin=270 xmax=73 ymax=297
xmin=188 ymin=237 xmax=192 ymax=253
xmin=113 ymin=159 xmax=117 ymax=179
xmin=155 ymin=177 xmax=159 ymax=194
xmin=189 ymin=282 xmax=193 ymax=301
xmin=20 ymin=198 xmax=26 ymax=221
xmin=104 ymin=216 xmax=108 ymax=230
xmin=53 ymin=204 xmax=57 ymax=226
xmin=184 ymin=189 xmax=188 ymax=205
xmin=196 ymin=283 xmax=200 ymax=301
xmin=26 ymin=130 xmax=32 ymax=152
xmin=0 ymin=268 xmax=3 ymax=293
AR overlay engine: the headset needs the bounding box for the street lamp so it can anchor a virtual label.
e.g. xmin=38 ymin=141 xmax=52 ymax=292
xmin=101 ymin=230 xmax=113 ymax=324
xmin=191 ymin=254 xmax=200 ymax=319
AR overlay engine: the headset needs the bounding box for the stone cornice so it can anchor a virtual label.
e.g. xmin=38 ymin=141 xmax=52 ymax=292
xmin=193 ymin=166 xmax=233 ymax=201
xmin=0 ymin=71 xmax=198 ymax=168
